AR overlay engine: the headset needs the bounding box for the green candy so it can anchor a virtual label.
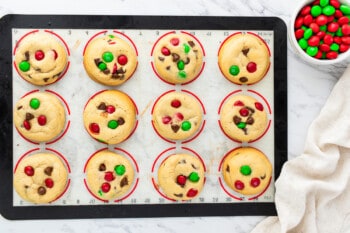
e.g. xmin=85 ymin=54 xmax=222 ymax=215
xmin=181 ymin=121 xmax=191 ymax=131
xmin=183 ymin=43 xmax=190 ymax=53
xmin=303 ymin=28 xmax=313 ymax=40
xmin=98 ymin=62 xmax=107 ymax=71
xmin=323 ymin=5 xmax=336 ymax=16
xmin=188 ymin=172 xmax=200 ymax=182
xmin=98 ymin=190 xmax=103 ymax=196
xmin=102 ymin=52 xmax=114 ymax=63
xmin=108 ymin=120 xmax=118 ymax=129
xmin=298 ymin=38 xmax=308 ymax=50
xmin=320 ymin=0 xmax=329 ymax=7
xmin=229 ymin=65 xmax=240 ymax=76
xmin=114 ymin=165 xmax=126 ymax=176
xmin=30 ymin=98 xmax=40 ymax=110
xmin=108 ymin=34 xmax=115 ymax=38
xmin=177 ymin=60 xmax=185 ymax=70
xmin=340 ymin=4 xmax=350 ymax=15
xmin=178 ymin=70 xmax=187 ymax=79
xmin=240 ymin=165 xmax=252 ymax=176
xmin=301 ymin=25 xmax=308 ymax=30
xmin=311 ymin=5 xmax=322 ymax=17
xmin=306 ymin=46 xmax=319 ymax=57
xmin=330 ymin=43 xmax=340 ymax=51
xmin=320 ymin=25 xmax=327 ymax=32
xmin=336 ymin=28 xmax=344 ymax=37
xmin=237 ymin=122 xmax=246 ymax=129
xmin=19 ymin=61 xmax=30 ymax=72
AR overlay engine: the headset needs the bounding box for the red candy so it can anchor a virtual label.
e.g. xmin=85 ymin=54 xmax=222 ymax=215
xmin=106 ymin=105 xmax=115 ymax=114
xmin=295 ymin=17 xmax=304 ymax=28
xmin=162 ymin=116 xmax=172 ymax=124
xmin=174 ymin=112 xmax=184 ymax=121
xmin=89 ymin=123 xmax=100 ymax=134
xmin=233 ymin=100 xmax=244 ymax=107
xmin=24 ymin=166 xmax=34 ymax=176
xmin=304 ymin=14 xmax=313 ymax=26
xmin=35 ymin=50 xmax=45 ymax=60
xmin=246 ymin=62 xmax=257 ymax=73
xmin=104 ymin=171 xmax=115 ymax=182
xmin=316 ymin=31 xmax=326 ymax=39
xmin=255 ymin=102 xmax=264 ymax=111
xmin=101 ymin=182 xmax=111 ymax=193
xmin=342 ymin=24 xmax=350 ymax=36
xmin=326 ymin=51 xmax=338 ymax=59
xmin=330 ymin=0 xmax=340 ymax=8
xmin=309 ymin=23 xmax=320 ymax=33
xmin=239 ymin=108 xmax=249 ymax=117
xmin=23 ymin=120 xmax=31 ymax=130
xmin=335 ymin=10 xmax=343 ymax=19
xmin=161 ymin=47 xmax=171 ymax=56
xmin=334 ymin=36 xmax=342 ymax=44
xmin=320 ymin=43 xmax=330 ymax=52
xmin=315 ymin=51 xmax=323 ymax=59
xmin=340 ymin=44 xmax=350 ymax=52
xmin=171 ymin=99 xmax=181 ymax=108
xmin=316 ymin=15 xmax=328 ymax=25
xmin=176 ymin=175 xmax=187 ymax=186
xmin=37 ymin=115 xmax=47 ymax=126
xmin=328 ymin=16 xmax=335 ymax=23
xmin=186 ymin=188 xmax=198 ymax=197
xmin=342 ymin=36 xmax=350 ymax=44
xmin=295 ymin=29 xmax=305 ymax=39
xmin=170 ymin=37 xmax=179 ymax=46
xmin=234 ymin=180 xmax=245 ymax=190
xmin=117 ymin=55 xmax=128 ymax=65
xmin=45 ymin=178 xmax=54 ymax=188
xmin=323 ymin=34 xmax=334 ymax=45
xmin=328 ymin=22 xmax=339 ymax=33
xmin=250 ymin=178 xmax=261 ymax=188
xmin=308 ymin=36 xmax=320 ymax=46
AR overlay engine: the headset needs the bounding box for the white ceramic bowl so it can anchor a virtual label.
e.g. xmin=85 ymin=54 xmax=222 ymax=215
xmin=289 ymin=0 xmax=350 ymax=65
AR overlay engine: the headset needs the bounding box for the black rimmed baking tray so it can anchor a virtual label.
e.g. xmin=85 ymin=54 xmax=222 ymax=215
xmin=0 ymin=15 xmax=287 ymax=219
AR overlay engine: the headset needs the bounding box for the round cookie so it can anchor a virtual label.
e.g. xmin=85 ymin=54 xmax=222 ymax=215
xmin=14 ymin=31 xmax=68 ymax=86
xmin=221 ymin=147 xmax=272 ymax=196
xmin=218 ymin=32 xmax=270 ymax=85
xmin=83 ymin=90 xmax=136 ymax=144
xmin=83 ymin=34 xmax=138 ymax=86
xmin=85 ymin=150 xmax=135 ymax=201
xmin=152 ymin=32 xmax=204 ymax=84
xmin=157 ymin=153 xmax=205 ymax=201
xmin=220 ymin=94 xmax=268 ymax=142
xmin=14 ymin=152 xmax=69 ymax=204
xmin=152 ymin=91 xmax=203 ymax=141
xmin=13 ymin=92 xmax=66 ymax=143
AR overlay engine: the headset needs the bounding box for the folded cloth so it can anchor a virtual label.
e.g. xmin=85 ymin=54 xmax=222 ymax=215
xmin=251 ymin=65 xmax=350 ymax=233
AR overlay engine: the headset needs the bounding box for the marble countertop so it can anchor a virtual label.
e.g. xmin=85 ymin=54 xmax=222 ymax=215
xmin=1 ymin=0 xmax=349 ymax=232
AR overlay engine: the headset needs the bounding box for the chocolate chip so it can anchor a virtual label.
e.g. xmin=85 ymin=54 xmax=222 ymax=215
xmin=117 ymin=117 xmax=125 ymax=125
xmin=25 ymin=113 xmax=34 ymax=121
xmin=172 ymin=53 xmax=180 ymax=62
xmin=242 ymin=48 xmax=250 ymax=56
xmin=233 ymin=116 xmax=241 ymax=124
xmin=17 ymin=106 xmax=23 ymax=110
xmin=193 ymin=49 xmax=198 ymax=53
xmin=38 ymin=186 xmax=46 ymax=195
xmin=188 ymin=41 xmax=195 ymax=47
xmin=246 ymin=117 xmax=254 ymax=125
xmin=171 ymin=124 xmax=180 ymax=133
xmin=174 ymin=193 xmax=183 ymax=197
xmin=53 ymin=72 xmax=61 ymax=78
xmin=35 ymin=68 xmax=42 ymax=72
xmin=158 ymin=56 xmax=165 ymax=62
xmin=94 ymin=58 xmax=101 ymax=66
xmin=103 ymin=69 xmax=110 ymax=74
xmin=166 ymin=66 xmax=171 ymax=70
xmin=184 ymin=57 xmax=190 ymax=64
xmin=243 ymin=128 xmax=248 ymax=135
xmin=25 ymin=51 xmax=30 ymax=61
xmin=97 ymin=102 xmax=106 ymax=110
xmin=117 ymin=68 xmax=126 ymax=74
xmin=191 ymin=163 xmax=198 ymax=170
xmin=43 ymin=78 xmax=49 ymax=82
xmin=239 ymin=77 xmax=248 ymax=83
xmin=44 ymin=166 xmax=53 ymax=176
xmin=261 ymin=174 xmax=266 ymax=180
xmin=226 ymin=165 xmax=230 ymax=172
xmin=246 ymin=106 xmax=255 ymax=113
xmin=99 ymin=163 xmax=106 ymax=171
xmin=179 ymin=159 xmax=186 ymax=164
xmin=120 ymin=176 xmax=128 ymax=188
xmin=24 ymin=185 xmax=29 ymax=189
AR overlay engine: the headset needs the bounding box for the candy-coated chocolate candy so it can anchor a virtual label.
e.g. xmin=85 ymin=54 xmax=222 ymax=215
xmin=117 ymin=55 xmax=128 ymax=65
xmin=181 ymin=121 xmax=191 ymax=131
xmin=177 ymin=175 xmax=187 ymax=186
xmin=315 ymin=50 xmax=323 ymax=59
xmin=246 ymin=62 xmax=257 ymax=73
xmin=340 ymin=4 xmax=350 ymax=15
xmin=338 ymin=16 xmax=349 ymax=25
xmin=23 ymin=120 xmax=31 ymax=130
xmin=311 ymin=5 xmax=322 ymax=17
xmin=304 ymin=28 xmax=313 ymax=40
xmin=162 ymin=116 xmax=172 ymax=124
xmin=326 ymin=51 xmax=339 ymax=59
xmin=330 ymin=0 xmax=341 ymax=8
xmin=89 ymin=123 xmax=100 ymax=134
xmin=35 ymin=50 xmax=45 ymax=61
xmin=328 ymin=22 xmax=340 ymax=32
xmin=240 ymin=165 xmax=252 ymax=176
xmin=178 ymin=71 xmax=187 ymax=79
xmin=234 ymin=180 xmax=245 ymax=190
xmin=336 ymin=28 xmax=344 ymax=37
xmin=340 ymin=43 xmax=350 ymax=52
xmin=229 ymin=65 xmax=240 ymax=76
xmin=188 ymin=172 xmax=200 ymax=182
xmin=295 ymin=29 xmax=305 ymax=39
xmin=320 ymin=0 xmax=329 ymax=7
xmin=313 ymin=0 xmax=320 ymax=6
xmin=108 ymin=120 xmax=118 ymax=129
xmin=24 ymin=166 xmax=34 ymax=176
xmin=307 ymin=46 xmax=319 ymax=56
xmin=174 ymin=112 xmax=184 ymax=121
xmin=30 ymin=98 xmax=40 ymax=109
xmin=37 ymin=115 xmax=47 ymax=126
xmin=106 ymin=105 xmax=116 ymax=114
xmin=183 ymin=43 xmax=191 ymax=53
xmin=316 ymin=15 xmax=328 ymax=26
xmin=171 ymin=99 xmax=181 ymax=108
xmin=308 ymin=36 xmax=320 ymax=46
xmin=342 ymin=24 xmax=350 ymax=35
xmin=255 ymin=102 xmax=264 ymax=111
xmin=161 ymin=47 xmax=170 ymax=56
xmin=335 ymin=9 xmax=344 ymax=18
xmin=320 ymin=43 xmax=331 ymax=52
xmin=342 ymin=36 xmax=350 ymax=44
xmin=250 ymin=177 xmax=261 ymax=188
xmin=19 ymin=61 xmax=30 ymax=72
xmin=316 ymin=31 xmax=326 ymax=39
xmin=237 ymin=122 xmax=246 ymax=129
xmin=334 ymin=36 xmax=342 ymax=44
xmin=301 ymin=5 xmax=311 ymax=16
xmin=323 ymin=5 xmax=336 ymax=16
xmin=98 ymin=62 xmax=107 ymax=71
xmin=102 ymin=52 xmax=114 ymax=63
xmin=234 ymin=100 xmax=244 ymax=107
xmin=303 ymin=14 xmax=313 ymax=26
xmin=309 ymin=23 xmax=320 ymax=33
xmin=323 ymin=34 xmax=334 ymax=45
xmin=45 ymin=178 xmax=54 ymax=188
xmin=299 ymin=38 xmax=309 ymax=49
xmin=104 ymin=171 xmax=115 ymax=181
xmin=170 ymin=37 xmax=180 ymax=46
xmin=114 ymin=164 xmax=126 ymax=176
xmin=101 ymin=182 xmax=111 ymax=193
xmin=177 ymin=60 xmax=185 ymax=70
xmin=319 ymin=24 xmax=328 ymax=31
xmin=186 ymin=188 xmax=198 ymax=197
xmin=239 ymin=108 xmax=249 ymax=117
xmin=327 ymin=15 xmax=335 ymax=23
xmin=295 ymin=17 xmax=304 ymax=28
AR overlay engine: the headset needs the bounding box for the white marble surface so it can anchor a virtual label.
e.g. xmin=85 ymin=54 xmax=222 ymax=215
xmin=1 ymin=0 xmax=349 ymax=232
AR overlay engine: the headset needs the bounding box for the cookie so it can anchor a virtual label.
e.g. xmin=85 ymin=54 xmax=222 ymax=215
xmin=85 ymin=150 xmax=135 ymax=201
xmin=13 ymin=92 xmax=66 ymax=143
xmin=221 ymin=147 xmax=272 ymax=196
xmin=14 ymin=31 xmax=68 ymax=86
xmin=14 ymin=152 xmax=69 ymax=204
xmin=220 ymin=94 xmax=268 ymax=142
xmin=152 ymin=91 xmax=203 ymax=141
xmin=157 ymin=153 xmax=205 ymax=201
xmin=152 ymin=32 xmax=204 ymax=84
xmin=83 ymin=90 xmax=136 ymax=144
xmin=218 ymin=32 xmax=270 ymax=85
xmin=83 ymin=34 xmax=138 ymax=86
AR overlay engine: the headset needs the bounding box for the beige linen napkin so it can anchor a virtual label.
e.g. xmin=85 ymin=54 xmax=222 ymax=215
xmin=251 ymin=65 xmax=350 ymax=233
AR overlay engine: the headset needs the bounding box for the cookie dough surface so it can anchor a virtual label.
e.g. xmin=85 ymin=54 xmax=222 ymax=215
xmin=13 ymin=92 xmax=66 ymax=143
xmin=14 ymin=31 xmax=68 ymax=86
xmin=218 ymin=32 xmax=270 ymax=85
xmin=153 ymin=32 xmax=204 ymax=84
xmin=83 ymin=90 xmax=136 ymax=144
xmin=14 ymin=153 xmax=68 ymax=204
xmin=220 ymin=94 xmax=268 ymax=142
xmin=85 ymin=150 xmax=135 ymax=201
xmin=157 ymin=153 xmax=205 ymax=201
xmin=222 ymin=147 xmax=272 ymax=196
xmin=152 ymin=91 xmax=203 ymax=141
xmin=83 ymin=34 xmax=138 ymax=86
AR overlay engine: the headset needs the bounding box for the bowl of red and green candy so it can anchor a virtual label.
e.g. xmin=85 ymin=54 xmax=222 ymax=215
xmin=290 ymin=0 xmax=350 ymax=65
